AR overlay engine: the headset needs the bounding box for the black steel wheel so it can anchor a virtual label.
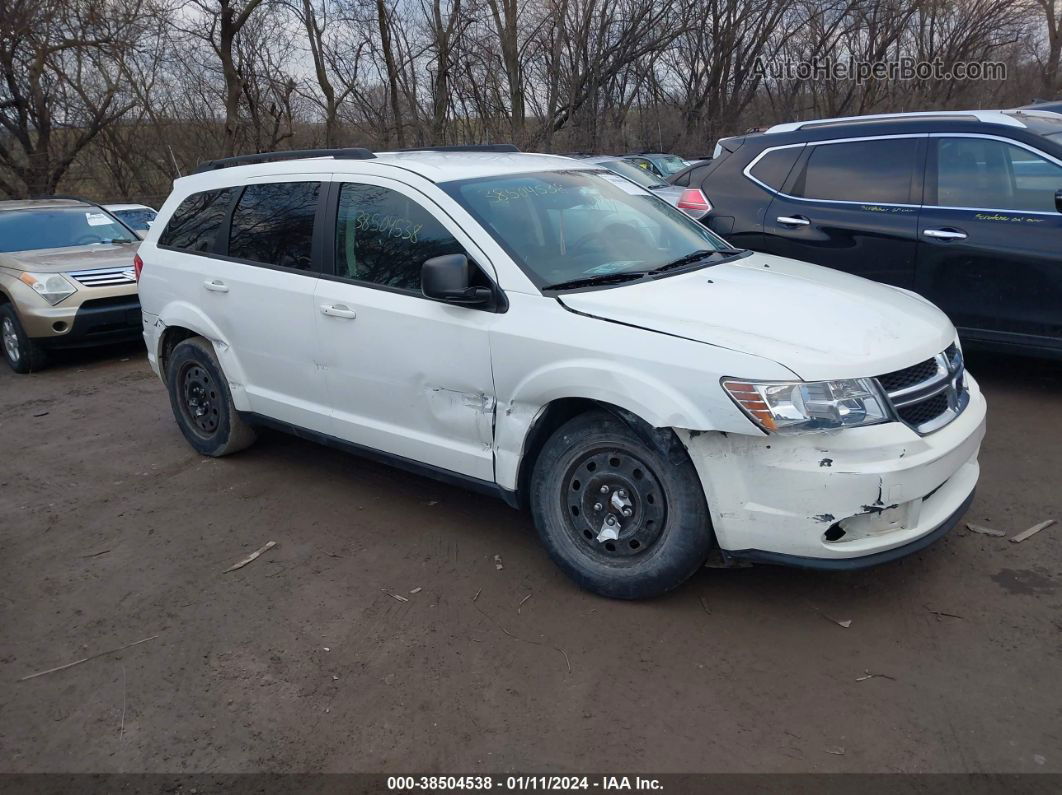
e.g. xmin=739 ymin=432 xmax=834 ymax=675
xmin=165 ymin=336 xmax=256 ymax=457
xmin=177 ymin=361 xmax=221 ymax=436
xmin=531 ymin=409 xmax=714 ymax=599
xmin=562 ymin=448 xmax=668 ymax=562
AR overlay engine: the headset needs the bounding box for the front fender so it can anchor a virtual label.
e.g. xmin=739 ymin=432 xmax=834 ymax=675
xmin=494 ymin=358 xmax=752 ymax=492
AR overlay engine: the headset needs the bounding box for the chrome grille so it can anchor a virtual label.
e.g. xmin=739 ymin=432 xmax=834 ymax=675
xmin=67 ymin=266 xmax=137 ymax=287
xmin=876 ymin=344 xmax=968 ymax=434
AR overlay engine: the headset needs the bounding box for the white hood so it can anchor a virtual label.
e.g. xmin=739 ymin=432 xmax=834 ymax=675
xmin=558 ymin=252 xmax=956 ymax=381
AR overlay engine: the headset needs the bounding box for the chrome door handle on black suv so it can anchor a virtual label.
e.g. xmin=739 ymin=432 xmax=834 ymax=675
xmin=923 ymin=228 xmax=968 ymax=241
xmin=776 ymin=215 xmax=810 ymax=227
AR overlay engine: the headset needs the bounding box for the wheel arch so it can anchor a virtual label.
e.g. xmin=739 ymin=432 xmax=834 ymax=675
xmin=504 ymin=397 xmax=695 ymax=508
xmin=494 ymin=359 xmax=729 ymax=498
xmin=157 ymin=325 xmax=200 ymax=380
xmin=154 ymin=302 xmax=250 ymax=408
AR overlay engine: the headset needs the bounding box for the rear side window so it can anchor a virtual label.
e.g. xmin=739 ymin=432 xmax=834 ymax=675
xmin=158 ymin=189 xmax=236 ymax=252
xmin=795 ymin=139 xmax=917 ymax=203
xmin=228 ymin=182 xmax=320 ymax=270
xmin=748 ymin=146 xmax=803 ymax=191
xmin=335 ymin=183 xmax=464 ymax=292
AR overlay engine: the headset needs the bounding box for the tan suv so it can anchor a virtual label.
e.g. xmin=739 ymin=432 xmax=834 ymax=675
xmin=0 ymin=198 xmax=141 ymax=373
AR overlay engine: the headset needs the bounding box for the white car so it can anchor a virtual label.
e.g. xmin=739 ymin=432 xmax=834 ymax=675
xmin=104 ymin=204 xmax=158 ymax=237
xmin=136 ymin=146 xmax=986 ymax=599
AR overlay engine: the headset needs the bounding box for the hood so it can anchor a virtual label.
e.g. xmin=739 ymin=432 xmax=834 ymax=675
xmin=0 ymin=242 xmax=139 ymax=274
xmin=558 ymin=252 xmax=956 ymax=381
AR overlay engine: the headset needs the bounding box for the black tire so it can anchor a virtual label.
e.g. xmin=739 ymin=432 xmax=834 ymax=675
xmin=1 ymin=304 xmax=48 ymax=374
xmin=166 ymin=336 xmax=256 ymax=457
xmin=530 ymin=410 xmax=714 ymax=599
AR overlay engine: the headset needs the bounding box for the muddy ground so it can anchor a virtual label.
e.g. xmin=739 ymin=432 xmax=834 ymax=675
xmin=1 ymin=343 xmax=1059 ymax=774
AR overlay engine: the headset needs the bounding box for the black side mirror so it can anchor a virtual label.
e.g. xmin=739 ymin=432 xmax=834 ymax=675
xmin=1055 ymin=190 xmax=1062 ymax=214
xmin=421 ymin=254 xmax=492 ymax=306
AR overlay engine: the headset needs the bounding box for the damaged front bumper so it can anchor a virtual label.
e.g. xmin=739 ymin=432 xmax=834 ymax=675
xmin=677 ymin=373 xmax=986 ymax=567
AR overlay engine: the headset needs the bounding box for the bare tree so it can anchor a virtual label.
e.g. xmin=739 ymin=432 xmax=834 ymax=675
xmin=1031 ymin=0 xmax=1062 ymax=98
xmin=0 ymin=0 xmax=155 ymax=196
xmin=376 ymin=0 xmax=408 ymax=145
xmin=4 ymin=0 xmax=1056 ymax=202
xmin=181 ymin=0 xmax=270 ymax=155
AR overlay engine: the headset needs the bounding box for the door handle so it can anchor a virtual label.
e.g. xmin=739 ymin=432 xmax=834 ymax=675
xmin=776 ymin=215 xmax=810 ymax=226
xmin=923 ymin=228 xmax=967 ymax=241
xmin=203 ymin=280 xmax=229 ymax=293
xmin=320 ymin=304 xmax=357 ymax=319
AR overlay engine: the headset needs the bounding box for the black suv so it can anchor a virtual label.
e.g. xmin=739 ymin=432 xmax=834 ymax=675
xmin=673 ymin=109 xmax=1062 ymax=357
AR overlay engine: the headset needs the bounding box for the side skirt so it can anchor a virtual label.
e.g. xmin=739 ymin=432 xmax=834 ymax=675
xmin=240 ymin=412 xmax=522 ymax=510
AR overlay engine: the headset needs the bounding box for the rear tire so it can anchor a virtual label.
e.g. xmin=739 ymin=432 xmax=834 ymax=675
xmin=530 ymin=410 xmax=714 ymax=599
xmin=166 ymin=336 xmax=256 ymax=456
xmin=1 ymin=304 xmax=48 ymax=374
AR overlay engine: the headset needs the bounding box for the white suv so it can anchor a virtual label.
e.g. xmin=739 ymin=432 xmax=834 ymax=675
xmin=137 ymin=146 xmax=987 ymax=599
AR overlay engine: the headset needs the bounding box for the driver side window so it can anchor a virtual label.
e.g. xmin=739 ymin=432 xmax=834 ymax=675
xmin=933 ymin=137 xmax=1062 ymax=212
xmin=335 ymin=183 xmax=466 ymax=292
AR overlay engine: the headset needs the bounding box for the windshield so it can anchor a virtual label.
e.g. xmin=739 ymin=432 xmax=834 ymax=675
xmin=597 ymin=159 xmax=665 ymax=188
xmin=111 ymin=208 xmax=157 ymax=231
xmin=654 ymin=155 xmax=690 ymax=175
xmin=0 ymin=208 xmax=134 ymax=252
xmin=445 ymin=169 xmax=732 ymax=289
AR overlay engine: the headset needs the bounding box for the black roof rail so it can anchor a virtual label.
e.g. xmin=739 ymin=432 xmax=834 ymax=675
xmin=393 ymin=144 xmax=520 ymax=153
xmin=192 ymin=147 xmax=376 ymax=174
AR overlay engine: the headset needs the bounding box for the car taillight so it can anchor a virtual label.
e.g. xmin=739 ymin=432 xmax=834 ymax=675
xmin=677 ymin=188 xmax=712 ymax=214
xmin=133 ymin=253 xmax=144 ymax=282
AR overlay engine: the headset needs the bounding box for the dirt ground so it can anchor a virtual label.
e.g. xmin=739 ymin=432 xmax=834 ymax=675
xmin=1 ymin=342 xmax=1059 ymax=774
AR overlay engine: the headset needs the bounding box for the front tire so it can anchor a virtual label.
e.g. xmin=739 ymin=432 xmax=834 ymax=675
xmin=530 ymin=410 xmax=714 ymax=599
xmin=1 ymin=304 xmax=48 ymax=374
xmin=166 ymin=336 xmax=256 ymax=456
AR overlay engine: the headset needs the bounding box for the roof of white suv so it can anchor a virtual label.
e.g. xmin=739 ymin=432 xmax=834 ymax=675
xmin=373 ymin=150 xmax=589 ymax=182
xmin=179 ymin=149 xmax=594 ymax=193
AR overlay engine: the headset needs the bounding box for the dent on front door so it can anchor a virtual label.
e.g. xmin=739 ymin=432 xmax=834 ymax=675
xmin=425 ymin=387 xmax=496 ymax=450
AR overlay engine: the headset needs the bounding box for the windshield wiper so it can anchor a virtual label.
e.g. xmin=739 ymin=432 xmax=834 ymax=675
xmin=542 ymin=271 xmax=649 ymax=291
xmin=649 ymin=247 xmax=746 ymax=275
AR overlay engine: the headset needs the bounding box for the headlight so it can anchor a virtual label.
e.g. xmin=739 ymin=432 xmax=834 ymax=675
xmin=19 ymin=272 xmax=77 ymax=305
xmin=722 ymin=378 xmax=889 ymax=434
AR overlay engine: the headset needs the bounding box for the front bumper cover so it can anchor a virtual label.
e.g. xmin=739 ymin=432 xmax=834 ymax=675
xmin=722 ymin=489 xmax=974 ymax=570
xmin=678 ymin=373 xmax=986 ymax=565
xmin=41 ymin=296 xmax=143 ymax=348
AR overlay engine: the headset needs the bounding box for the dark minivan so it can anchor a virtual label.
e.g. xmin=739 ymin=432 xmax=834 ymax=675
xmin=673 ymin=109 xmax=1062 ymax=358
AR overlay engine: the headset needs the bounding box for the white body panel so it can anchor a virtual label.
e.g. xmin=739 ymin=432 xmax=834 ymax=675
xmin=558 ymin=253 xmax=955 ymax=381
xmin=138 ymin=151 xmax=985 ymax=567
xmin=488 ymin=292 xmax=795 ymax=491
xmin=314 ymin=279 xmax=496 ymax=480
xmin=143 ymin=244 xmax=331 ymax=433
